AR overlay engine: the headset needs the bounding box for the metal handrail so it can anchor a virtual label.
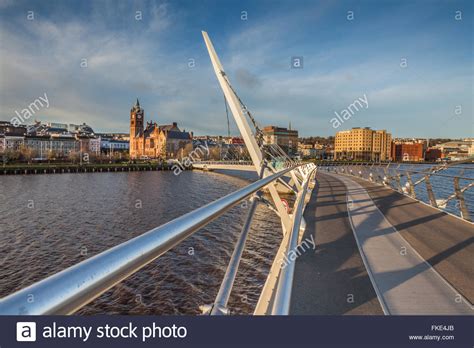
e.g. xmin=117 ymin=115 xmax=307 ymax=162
xmin=271 ymin=167 xmax=316 ymax=314
xmin=325 ymin=163 xmax=473 ymax=222
xmin=0 ymin=165 xmax=300 ymax=315
xmin=324 ymin=165 xmax=473 ymax=180
xmin=209 ymin=164 xmax=266 ymax=315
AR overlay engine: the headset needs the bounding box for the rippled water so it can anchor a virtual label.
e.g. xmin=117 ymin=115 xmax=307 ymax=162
xmin=0 ymin=171 xmax=282 ymax=314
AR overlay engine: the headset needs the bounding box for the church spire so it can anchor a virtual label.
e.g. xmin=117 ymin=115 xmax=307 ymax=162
xmin=135 ymin=98 xmax=140 ymax=108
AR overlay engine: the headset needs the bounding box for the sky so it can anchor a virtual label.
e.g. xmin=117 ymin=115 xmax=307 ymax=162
xmin=0 ymin=0 xmax=472 ymax=138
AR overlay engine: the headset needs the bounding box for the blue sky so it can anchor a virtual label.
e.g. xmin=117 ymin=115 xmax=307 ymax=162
xmin=0 ymin=0 xmax=472 ymax=137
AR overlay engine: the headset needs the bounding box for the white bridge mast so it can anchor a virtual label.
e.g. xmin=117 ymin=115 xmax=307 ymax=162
xmin=202 ymin=31 xmax=292 ymax=232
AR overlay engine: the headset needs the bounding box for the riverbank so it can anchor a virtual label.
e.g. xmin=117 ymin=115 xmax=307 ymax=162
xmin=0 ymin=162 xmax=179 ymax=175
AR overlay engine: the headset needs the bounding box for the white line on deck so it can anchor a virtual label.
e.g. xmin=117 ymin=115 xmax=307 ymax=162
xmin=332 ymin=173 xmax=473 ymax=315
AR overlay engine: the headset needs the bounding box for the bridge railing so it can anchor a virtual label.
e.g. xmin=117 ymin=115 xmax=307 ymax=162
xmin=0 ymin=163 xmax=316 ymax=315
xmin=321 ymin=162 xmax=473 ymax=222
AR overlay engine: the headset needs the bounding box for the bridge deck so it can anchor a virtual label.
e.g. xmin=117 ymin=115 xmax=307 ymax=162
xmin=347 ymin=174 xmax=474 ymax=305
xmin=290 ymin=173 xmax=384 ymax=314
xmin=290 ymin=172 xmax=473 ymax=315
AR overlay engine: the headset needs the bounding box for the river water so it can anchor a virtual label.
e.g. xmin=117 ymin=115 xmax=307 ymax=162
xmin=0 ymin=170 xmax=282 ymax=315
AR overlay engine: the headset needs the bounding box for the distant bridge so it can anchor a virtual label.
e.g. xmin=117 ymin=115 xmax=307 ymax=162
xmin=192 ymin=160 xmax=255 ymax=171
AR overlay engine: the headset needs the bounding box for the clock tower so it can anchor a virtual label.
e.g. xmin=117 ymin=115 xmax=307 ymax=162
xmin=130 ymin=98 xmax=144 ymax=137
xmin=130 ymin=98 xmax=145 ymax=158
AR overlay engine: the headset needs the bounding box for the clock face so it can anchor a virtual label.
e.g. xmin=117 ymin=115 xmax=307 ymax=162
xmin=137 ymin=114 xmax=142 ymax=119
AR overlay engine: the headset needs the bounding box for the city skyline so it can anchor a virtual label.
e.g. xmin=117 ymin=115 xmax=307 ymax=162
xmin=0 ymin=0 xmax=472 ymax=138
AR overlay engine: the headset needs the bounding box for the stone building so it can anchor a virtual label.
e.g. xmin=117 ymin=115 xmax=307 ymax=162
xmin=129 ymin=99 xmax=192 ymax=159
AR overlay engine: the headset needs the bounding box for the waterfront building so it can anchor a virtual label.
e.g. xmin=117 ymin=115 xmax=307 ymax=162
xmin=0 ymin=121 xmax=26 ymax=136
xmin=22 ymin=134 xmax=77 ymax=158
xmin=297 ymin=144 xmax=327 ymax=160
xmin=335 ymin=127 xmax=392 ymax=161
xmin=68 ymin=123 xmax=95 ymax=135
xmin=129 ymin=99 xmax=192 ymax=159
xmin=89 ymin=137 xmax=101 ymax=155
xmin=100 ymin=137 xmax=129 ymax=153
xmin=49 ymin=134 xmax=77 ymax=155
xmin=425 ymin=148 xmax=442 ymax=162
xmin=96 ymin=133 xmax=130 ymax=141
xmin=28 ymin=121 xmax=95 ymax=136
xmin=0 ymin=121 xmax=27 ymax=155
xmin=325 ymin=145 xmax=335 ymax=160
xmin=433 ymin=139 xmax=473 ymax=160
xmin=298 ymin=143 xmax=317 ymax=158
xmin=1 ymin=135 xmax=24 ymax=152
xmin=46 ymin=122 xmax=68 ymax=130
xmin=391 ymin=139 xmax=425 ymax=162
xmin=263 ymin=125 xmax=298 ymax=156
xmin=24 ymin=135 xmax=52 ymax=158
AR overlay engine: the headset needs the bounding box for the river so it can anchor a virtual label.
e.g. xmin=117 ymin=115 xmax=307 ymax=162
xmin=0 ymin=170 xmax=281 ymax=315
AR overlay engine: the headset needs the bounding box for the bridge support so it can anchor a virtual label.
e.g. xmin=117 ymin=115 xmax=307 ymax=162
xmin=202 ymin=31 xmax=293 ymax=233
xmin=202 ymin=31 xmax=316 ymax=315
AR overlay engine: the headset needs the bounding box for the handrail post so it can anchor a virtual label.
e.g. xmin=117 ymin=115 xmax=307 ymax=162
xmin=395 ymin=173 xmax=403 ymax=192
xmin=208 ymin=194 xmax=260 ymax=315
xmin=406 ymin=172 xmax=416 ymax=198
xmin=454 ymin=177 xmax=471 ymax=222
xmin=425 ymin=175 xmax=438 ymax=208
xmin=209 ymin=165 xmax=267 ymax=315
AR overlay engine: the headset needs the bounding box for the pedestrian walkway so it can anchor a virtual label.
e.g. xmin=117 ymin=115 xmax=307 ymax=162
xmin=290 ymin=172 xmax=473 ymax=315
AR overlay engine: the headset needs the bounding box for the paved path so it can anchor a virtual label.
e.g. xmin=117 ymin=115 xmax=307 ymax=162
xmin=290 ymin=173 xmax=384 ymax=315
xmin=290 ymin=171 xmax=473 ymax=315
xmin=336 ymin=173 xmax=472 ymax=315
xmin=347 ymin=174 xmax=474 ymax=305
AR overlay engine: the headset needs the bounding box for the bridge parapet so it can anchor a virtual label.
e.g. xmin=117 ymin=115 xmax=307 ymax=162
xmin=321 ymin=161 xmax=474 ymax=222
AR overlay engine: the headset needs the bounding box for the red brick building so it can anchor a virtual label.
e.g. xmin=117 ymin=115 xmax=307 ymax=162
xmin=425 ymin=148 xmax=442 ymax=161
xmin=129 ymin=99 xmax=192 ymax=159
xmin=391 ymin=142 xmax=425 ymax=162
